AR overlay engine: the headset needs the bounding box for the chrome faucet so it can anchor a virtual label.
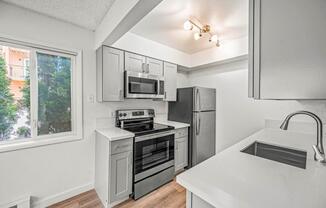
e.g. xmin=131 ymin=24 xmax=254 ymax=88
xmin=280 ymin=111 xmax=326 ymax=163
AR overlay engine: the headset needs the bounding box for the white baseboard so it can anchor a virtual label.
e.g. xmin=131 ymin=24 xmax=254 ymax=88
xmin=32 ymin=183 xmax=94 ymax=208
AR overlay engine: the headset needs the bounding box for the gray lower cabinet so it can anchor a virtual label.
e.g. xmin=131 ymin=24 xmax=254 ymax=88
xmin=186 ymin=191 xmax=215 ymax=208
xmin=175 ymin=128 xmax=188 ymax=173
xmin=249 ymin=0 xmax=326 ymax=100
xmin=96 ymin=46 xmax=124 ymax=102
xmin=164 ymin=62 xmax=177 ymax=101
xmin=110 ymin=151 xmax=133 ymax=203
xmin=95 ymin=133 xmax=133 ymax=208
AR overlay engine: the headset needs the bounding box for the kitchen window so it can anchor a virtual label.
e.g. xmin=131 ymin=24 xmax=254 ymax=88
xmin=0 ymin=39 xmax=82 ymax=151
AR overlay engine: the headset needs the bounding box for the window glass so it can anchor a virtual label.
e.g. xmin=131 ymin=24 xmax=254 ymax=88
xmin=0 ymin=45 xmax=31 ymax=141
xmin=37 ymin=52 xmax=72 ymax=135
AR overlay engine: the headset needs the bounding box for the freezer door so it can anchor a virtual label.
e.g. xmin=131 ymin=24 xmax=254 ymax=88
xmin=193 ymin=87 xmax=216 ymax=112
xmin=168 ymin=88 xmax=193 ymax=124
xmin=192 ymin=111 xmax=216 ymax=166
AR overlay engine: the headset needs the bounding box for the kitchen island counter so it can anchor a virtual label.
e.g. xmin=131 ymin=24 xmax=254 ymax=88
xmin=177 ymin=128 xmax=326 ymax=208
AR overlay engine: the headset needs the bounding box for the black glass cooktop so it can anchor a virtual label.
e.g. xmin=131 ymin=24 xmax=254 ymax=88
xmin=123 ymin=123 xmax=174 ymax=136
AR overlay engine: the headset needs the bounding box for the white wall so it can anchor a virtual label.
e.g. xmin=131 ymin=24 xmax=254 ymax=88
xmin=113 ymin=32 xmax=190 ymax=66
xmin=113 ymin=32 xmax=248 ymax=68
xmin=0 ymin=2 xmax=95 ymax=207
xmin=189 ymin=37 xmax=248 ymax=67
xmin=0 ymin=2 xmax=168 ymax=207
xmin=187 ymin=59 xmax=326 ymax=152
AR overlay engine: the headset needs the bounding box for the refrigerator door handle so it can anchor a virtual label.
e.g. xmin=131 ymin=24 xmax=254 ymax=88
xmin=198 ymin=113 xmax=201 ymax=135
xmin=196 ymin=88 xmax=201 ymax=111
xmin=198 ymin=89 xmax=201 ymax=111
xmin=196 ymin=113 xmax=200 ymax=135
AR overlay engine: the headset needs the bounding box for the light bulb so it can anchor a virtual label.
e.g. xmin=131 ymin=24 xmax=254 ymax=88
xmin=210 ymin=34 xmax=218 ymax=43
xmin=194 ymin=32 xmax=202 ymax=40
xmin=183 ymin=20 xmax=193 ymax=30
xmin=216 ymin=40 xmax=220 ymax=47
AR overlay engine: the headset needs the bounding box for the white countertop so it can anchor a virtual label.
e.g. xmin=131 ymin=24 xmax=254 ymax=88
xmin=96 ymin=127 xmax=134 ymax=141
xmin=177 ymin=128 xmax=326 ymax=208
xmin=156 ymin=120 xmax=190 ymax=129
xmin=95 ymin=120 xmax=188 ymax=141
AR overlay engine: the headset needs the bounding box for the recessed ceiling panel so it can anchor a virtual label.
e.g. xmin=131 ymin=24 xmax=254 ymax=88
xmin=131 ymin=0 xmax=248 ymax=54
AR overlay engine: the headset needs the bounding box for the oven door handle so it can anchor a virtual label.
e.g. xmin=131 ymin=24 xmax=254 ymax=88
xmin=135 ymin=131 xmax=174 ymax=142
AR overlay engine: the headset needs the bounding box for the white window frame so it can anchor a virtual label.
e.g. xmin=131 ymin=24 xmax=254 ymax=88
xmin=0 ymin=38 xmax=83 ymax=153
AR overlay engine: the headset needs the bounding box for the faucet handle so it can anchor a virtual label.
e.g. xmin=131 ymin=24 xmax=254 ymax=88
xmin=312 ymin=145 xmax=326 ymax=163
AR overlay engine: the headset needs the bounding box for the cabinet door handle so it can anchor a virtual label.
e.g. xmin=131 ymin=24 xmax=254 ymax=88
xmin=141 ymin=63 xmax=145 ymax=72
xmin=119 ymin=89 xmax=123 ymax=99
xmin=164 ymin=91 xmax=167 ymax=100
xmin=115 ymin=144 xmax=130 ymax=150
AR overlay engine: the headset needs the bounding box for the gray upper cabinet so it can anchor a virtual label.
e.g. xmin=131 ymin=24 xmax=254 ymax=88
xmin=164 ymin=62 xmax=177 ymax=101
xmin=125 ymin=52 xmax=163 ymax=75
xmin=249 ymin=0 xmax=326 ymax=99
xmin=97 ymin=46 xmax=124 ymax=102
xmin=125 ymin=52 xmax=146 ymax=73
xmin=147 ymin=57 xmax=163 ymax=76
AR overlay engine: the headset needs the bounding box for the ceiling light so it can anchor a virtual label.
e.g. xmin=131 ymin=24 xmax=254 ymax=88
xmin=194 ymin=32 xmax=202 ymax=40
xmin=183 ymin=17 xmax=220 ymax=47
xmin=210 ymin=34 xmax=218 ymax=43
xmin=215 ymin=40 xmax=220 ymax=47
xmin=183 ymin=20 xmax=193 ymax=30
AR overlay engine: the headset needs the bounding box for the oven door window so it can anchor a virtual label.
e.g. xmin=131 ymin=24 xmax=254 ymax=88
xmin=134 ymin=134 xmax=174 ymax=174
xmin=128 ymin=77 xmax=158 ymax=94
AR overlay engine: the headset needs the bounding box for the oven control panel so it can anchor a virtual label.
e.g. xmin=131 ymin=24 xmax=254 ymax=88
xmin=116 ymin=109 xmax=155 ymax=120
xmin=132 ymin=111 xmax=144 ymax=116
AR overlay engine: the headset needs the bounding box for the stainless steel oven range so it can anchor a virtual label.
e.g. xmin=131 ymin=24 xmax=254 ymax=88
xmin=116 ymin=109 xmax=175 ymax=199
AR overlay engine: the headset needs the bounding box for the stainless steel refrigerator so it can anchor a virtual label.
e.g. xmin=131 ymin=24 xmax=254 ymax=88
xmin=168 ymin=87 xmax=216 ymax=167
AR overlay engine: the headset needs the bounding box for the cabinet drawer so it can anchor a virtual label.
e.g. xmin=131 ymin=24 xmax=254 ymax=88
xmin=175 ymin=128 xmax=188 ymax=139
xmin=111 ymin=139 xmax=133 ymax=155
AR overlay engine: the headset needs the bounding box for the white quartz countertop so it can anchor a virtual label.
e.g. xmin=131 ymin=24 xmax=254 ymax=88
xmin=96 ymin=127 xmax=134 ymax=141
xmin=95 ymin=120 xmax=188 ymax=142
xmin=156 ymin=120 xmax=190 ymax=129
xmin=177 ymin=128 xmax=326 ymax=208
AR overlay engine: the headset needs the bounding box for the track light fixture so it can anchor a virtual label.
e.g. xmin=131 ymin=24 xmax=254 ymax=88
xmin=183 ymin=17 xmax=220 ymax=47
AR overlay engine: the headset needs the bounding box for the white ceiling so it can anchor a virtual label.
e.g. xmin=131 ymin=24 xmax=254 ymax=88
xmin=131 ymin=0 xmax=248 ymax=54
xmin=2 ymin=0 xmax=116 ymax=30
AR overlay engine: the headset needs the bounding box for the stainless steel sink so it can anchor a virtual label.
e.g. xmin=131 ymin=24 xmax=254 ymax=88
xmin=241 ymin=141 xmax=307 ymax=169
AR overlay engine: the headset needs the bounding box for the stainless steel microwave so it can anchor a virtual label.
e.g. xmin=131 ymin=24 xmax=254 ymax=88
xmin=125 ymin=71 xmax=165 ymax=99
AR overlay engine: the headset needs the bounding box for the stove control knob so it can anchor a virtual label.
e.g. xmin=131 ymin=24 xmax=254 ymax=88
xmin=119 ymin=113 xmax=123 ymax=117
xmin=123 ymin=113 xmax=127 ymax=117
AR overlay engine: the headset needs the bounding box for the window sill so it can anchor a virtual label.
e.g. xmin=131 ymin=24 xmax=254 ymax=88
xmin=0 ymin=135 xmax=82 ymax=153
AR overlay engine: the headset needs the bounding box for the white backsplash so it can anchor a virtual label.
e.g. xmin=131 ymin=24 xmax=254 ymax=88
xmin=265 ymin=119 xmax=326 ymax=136
xmin=95 ymin=99 xmax=168 ymax=129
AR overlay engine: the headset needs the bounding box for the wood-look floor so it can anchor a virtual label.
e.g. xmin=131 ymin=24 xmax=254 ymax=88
xmin=49 ymin=179 xmax=185 ymax=208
